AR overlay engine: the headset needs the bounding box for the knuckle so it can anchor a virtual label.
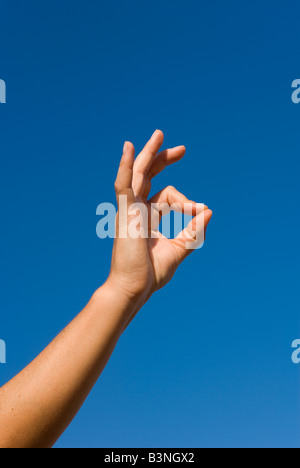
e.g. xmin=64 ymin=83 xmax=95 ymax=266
xmin=135 ymin=168 xmax=145 ymax=176
xmin=114 ymin=181 xmax=122 ymax=193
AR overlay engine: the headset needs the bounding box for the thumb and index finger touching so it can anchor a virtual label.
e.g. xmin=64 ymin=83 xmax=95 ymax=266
xmin=114 ymin=133 xmax=213 ymax=251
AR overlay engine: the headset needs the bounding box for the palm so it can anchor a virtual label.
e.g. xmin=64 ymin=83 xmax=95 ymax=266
xmin=148 ymin=235 xmax=180 ymax=289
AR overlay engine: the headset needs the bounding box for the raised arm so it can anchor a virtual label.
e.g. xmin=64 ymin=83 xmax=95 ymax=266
xmin=0 ymin=130 xmax=212 ymax=448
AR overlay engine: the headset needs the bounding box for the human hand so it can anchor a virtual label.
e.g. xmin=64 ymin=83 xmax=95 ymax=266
xmin=108 ymin=130 xmax=213 ymax=304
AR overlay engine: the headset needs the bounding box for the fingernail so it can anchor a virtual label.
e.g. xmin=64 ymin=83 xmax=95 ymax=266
xmin=123 ymin=142 xmax=128 ymax=153
xmin=151 ymin=129 xmax=159 ymax=139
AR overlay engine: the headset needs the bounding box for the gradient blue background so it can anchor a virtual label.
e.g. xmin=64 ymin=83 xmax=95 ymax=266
xmin=0 ymin=0 xmax=299 ymax=448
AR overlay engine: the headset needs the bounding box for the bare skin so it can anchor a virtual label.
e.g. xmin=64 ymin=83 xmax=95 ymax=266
xmin=0 ymin=130 xmax=212 ymax=448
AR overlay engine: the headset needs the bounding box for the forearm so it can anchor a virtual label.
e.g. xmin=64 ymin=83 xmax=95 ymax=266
xmin=0 ymin=283 xmax=143 ymax=448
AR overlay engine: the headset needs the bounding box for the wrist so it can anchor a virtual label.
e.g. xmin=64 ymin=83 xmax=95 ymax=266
xmin=106 ymin=273 xmax=153 ymax=304
xmin=92 ymin=279 xmax=149 ymax=329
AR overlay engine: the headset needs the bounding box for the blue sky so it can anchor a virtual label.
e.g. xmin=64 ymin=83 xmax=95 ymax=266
xmin=0 ymin=0 xmax=300 ymax=448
